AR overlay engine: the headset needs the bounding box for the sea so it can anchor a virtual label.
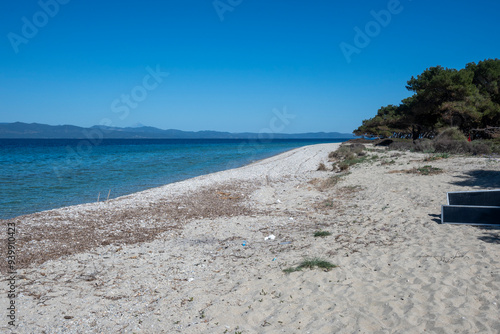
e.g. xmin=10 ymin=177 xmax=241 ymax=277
xmin=0 ymin=138 xmax=347 ymax=219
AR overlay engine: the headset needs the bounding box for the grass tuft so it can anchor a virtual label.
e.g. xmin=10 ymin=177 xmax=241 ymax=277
xmin=424 ymin=153 xmax=450 ymax=161
xmin=415 ymin=165 xmax=442 ymax=175
xmin=283 ymin=257 xmax=337 ymax=273
xmin=283 ymin=267 xmax=301 ymax=274
xmin=297 ymin=258 xmax=337 ymax=270
xmin=317 ymin=162 xmax=327 ymax=171
xmin=314 ymin=230 xmax=332 ymax=237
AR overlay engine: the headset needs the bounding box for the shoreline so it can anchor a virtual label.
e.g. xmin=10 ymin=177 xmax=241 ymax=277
xmin=2 ymin=142 xmax=500 ymax=333
xmin=1 ymin=140 xmax=345 ymax=220
xmin=1 ymin=143 xmax=341 ymax=272
xmin=4 ymin=143 xmax=337 ymax=220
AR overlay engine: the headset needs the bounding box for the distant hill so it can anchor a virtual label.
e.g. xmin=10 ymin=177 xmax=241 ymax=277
xmin=0 ymin=122 xmax=355 ymax=139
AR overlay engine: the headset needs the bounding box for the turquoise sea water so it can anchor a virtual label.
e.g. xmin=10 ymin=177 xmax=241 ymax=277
xmin=0 ymin=138 xmax=346 ymax=219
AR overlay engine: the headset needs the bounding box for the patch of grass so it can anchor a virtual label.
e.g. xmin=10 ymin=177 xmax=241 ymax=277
xmin=330 ymin=143 xmax=370 ymax=171
xmin=310 ymin=174 xmax=346 ymax=191
xmin=283 ymin=257 xmax=337 ymax=273
xmin=346 ymin=156 xmax=368 ymax=165
xmin=314 ymin=230 xmax=332 ymax=237
xmin=297 ymin=258 xmax=337 ymax=270
xmin=283 ymin=267 xmax=301 ymax=274
xmin=338 ymin=156 xmax=368 ymax=171
xmin=416 ymin=165 xmax=442 ymax=175
xmin=439 ymin=153 xmax=450 ymax=158
xmin=389 ymin=165 xmax=443 ymax=176
xmin=381 ymin=159 xmax=396 ymax=165
xmin=322 ymin=199 xmax=334 ymax=207
xmin=424 ymin=153 xmax=450 ymax=161
xmin=323 ymin=175 xmax=342 ymax=188
xmin=317 ymin=162 xmax=327 ymax=171
xmin=329 ymin=144 xmax=365 ymax=160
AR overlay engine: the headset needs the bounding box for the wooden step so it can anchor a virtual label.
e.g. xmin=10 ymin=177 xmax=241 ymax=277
xmin=447 ymin=189 xmax=500 ymax=206
xmin=441 ymin=205 xmax=500 ymax=225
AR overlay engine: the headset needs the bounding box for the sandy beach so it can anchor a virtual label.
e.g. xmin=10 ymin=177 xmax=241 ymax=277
xmin=2 ymin=142 xmax=500 ymax=333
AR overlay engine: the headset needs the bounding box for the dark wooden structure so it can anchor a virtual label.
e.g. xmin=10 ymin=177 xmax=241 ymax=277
xmin=441 ymin=190 xmax=500 ymax=225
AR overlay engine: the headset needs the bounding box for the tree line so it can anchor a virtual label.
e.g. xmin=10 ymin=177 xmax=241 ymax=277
xmin=354 ymin=59 xmax=500 ymax=140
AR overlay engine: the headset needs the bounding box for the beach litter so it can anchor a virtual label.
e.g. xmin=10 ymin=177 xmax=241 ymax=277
xmin=264 ymin=234 xmax=276 ymax=241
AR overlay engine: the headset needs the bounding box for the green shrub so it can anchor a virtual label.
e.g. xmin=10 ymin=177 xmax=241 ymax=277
xmin=433 ymin=139 xmax=470 ymax=154
xmin=435 ymin=127 xmax=467 ymax=141
xmin=348 ymin=143 xmax=365 ymax=155
xmin=338 ymin=161 xmax=350 ymax=171
xmin=470 ymin=141 xmax=491 ymax=155
xmin=416 ymin=165 xmax=442 ymax=175
xmin=388 ymin=140 xmax=414 ymax=151
xmin=414 ymin=138 xmax=435 ymax=153
xmin=314 ymin=230 xmax=332 ymax=237
xmin=330 ymin=144 xmax=368 ymax=171
xmin=330 ymin=144 xmax=365 ymax=160
xmin=374 ymin=139 xmax=394 ymax=147
xmin=490 ymin=139 xmax=500 ymax=154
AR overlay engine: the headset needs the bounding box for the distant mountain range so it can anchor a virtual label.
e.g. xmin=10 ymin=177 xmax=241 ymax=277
xmin=0 ymin=122 xmax=355 ymax=139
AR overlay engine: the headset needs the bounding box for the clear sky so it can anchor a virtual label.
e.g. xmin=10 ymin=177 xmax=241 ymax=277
xmin=1 ymin=0 xmax=499 ymax=134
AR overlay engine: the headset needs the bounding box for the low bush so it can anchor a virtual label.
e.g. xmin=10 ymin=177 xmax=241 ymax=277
xmin=337 ymin=161 xmax=350 ymax=171
xmin=435 ymin=127 xmax=468 ymax=141
xmin=347 ymin=138 xmax=374 ymax=144
xmin=489 ymin=139 xmax=500 ymax=154
xmin=380 ymin=128 xmax=499 ymax=156
xmin=433 ymin=138 xmax=470 ymax=154
xmin=414 ymin=138 xmax=435 ymax=153
xmin=330 ymin=144 xmax=368 ymax=171
xmin=388 ymin=141 xmax=414 ymax=151
xmin=330 ymin=143 xmax=365 ymax=160
xmin=470 ymin=141 xmax=491 ymax=155
xmin=374 ymin=139 xmax=393 ymax=147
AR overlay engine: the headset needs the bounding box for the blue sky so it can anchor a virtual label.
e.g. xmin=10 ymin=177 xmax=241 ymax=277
xmin=1 ymin=0 xmax=499 ymax=134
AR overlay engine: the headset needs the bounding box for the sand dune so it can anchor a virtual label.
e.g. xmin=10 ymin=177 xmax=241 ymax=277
xmin=2 ymin=143 xmax=500 ymax=333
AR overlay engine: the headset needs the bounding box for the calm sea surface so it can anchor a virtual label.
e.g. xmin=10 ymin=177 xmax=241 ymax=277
xmin=0 ymin=138 xmax=346 ymax=219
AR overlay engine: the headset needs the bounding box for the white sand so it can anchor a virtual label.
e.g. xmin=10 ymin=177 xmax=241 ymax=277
xmin=1 ymin=143 xmax=500 ymax=333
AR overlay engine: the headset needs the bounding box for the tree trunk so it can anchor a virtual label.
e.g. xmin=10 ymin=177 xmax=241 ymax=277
xmin=412 ymin=125 xmax=421 ymax=143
